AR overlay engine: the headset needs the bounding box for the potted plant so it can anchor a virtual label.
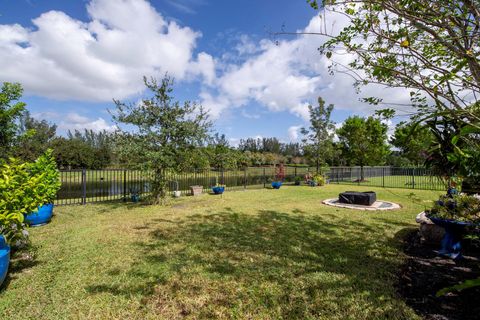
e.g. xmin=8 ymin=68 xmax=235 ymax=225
xmin=294 ymin=176 xmax=303 ymax=186
xmin=130 ymin=188 xmax=140 ymax=202
xmin=271 ymin=164 xmax=285 ymax=189
xmin=426 ymin=193 xmax=480 ymax=259
xmin=0 ymin=158 xmax=44 ymax=286
xmin=25 ymin=150 xmax=61 ymax=226
xmin=309 ymin=174 xmax=326 ymax=187
xmin=211 ymin=177 xmax=225 ymax=195
xmin=171 ymin=181 xmax=181 ymax=197
xmin=0 ymin=235 xmax=10 ymax=287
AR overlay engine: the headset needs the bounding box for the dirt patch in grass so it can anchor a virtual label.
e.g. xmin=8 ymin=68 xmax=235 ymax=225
xmin=397 ymin=230 xmax=480 ymax=320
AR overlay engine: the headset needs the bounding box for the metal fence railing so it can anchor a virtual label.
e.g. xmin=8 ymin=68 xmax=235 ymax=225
xmin=55 ymin=166 xmax=445 ymax=205
xmin=326 ymin=166 xmax=445 ymax=191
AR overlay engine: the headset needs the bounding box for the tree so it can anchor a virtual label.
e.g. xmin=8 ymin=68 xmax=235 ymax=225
xmin=336 ymin=116 xmax=390 ymax=180
xmin=15 ymin=111 xmax=57 ymax=162
xmin=306 ymin=1 xmax=479 ymax=128
xmin=67 ymin=129 xmax=113 ymax=169
xmin=112 ymin=76 xmax=211 ymax=204
xmin=0 ymin=82 xmax=26 ymax=159
xmin=50 ymin=137 xmax=97 ymax=169
xmin=207 ymin=133 xmax=239 ymax=169
xmin=301 ymin=97 xmax=335 ymax=173
xmin=390 ymin=121 xmax=433 ymax=166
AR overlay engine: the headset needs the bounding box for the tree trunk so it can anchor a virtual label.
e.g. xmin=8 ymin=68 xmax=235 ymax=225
xmin=152 ymin=168 xmax=168 ymax=205
xmin=360 ymin=165 xmax=365 ymax=182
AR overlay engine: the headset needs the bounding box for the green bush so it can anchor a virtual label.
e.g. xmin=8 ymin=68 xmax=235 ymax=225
xmin=28 ymin=149 xmax=61 ymax=204
xmin=427 ymin=194 xmax=480 ymax=224
xmin=0 ymin=159 xmax=45 ymax=245
xmin=313 ymin=174 xmax=326 ymax=186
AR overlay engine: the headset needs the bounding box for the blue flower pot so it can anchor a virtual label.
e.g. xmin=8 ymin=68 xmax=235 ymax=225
xmin=0 ymin=235 xmax=10 ymax=287
xmin=25 ymin=203 xmax=54 ymax=226
xmin=131 ymin=194 xmax=140 ymax=202
xmin=271 ymin=182 xmax=282 ymax=189
xmin=212 ymin=186 xmax=225 ymax=194
xmin=429 ymin=216 xmax=473 ymax=260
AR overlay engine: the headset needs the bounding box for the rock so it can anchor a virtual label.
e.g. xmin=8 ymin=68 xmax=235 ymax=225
xmin=416 ymin=212 xmax=445 ymax=244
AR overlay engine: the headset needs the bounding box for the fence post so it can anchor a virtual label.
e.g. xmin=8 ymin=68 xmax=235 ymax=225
xmin=382 ymin=167 xmax=385 ymax=188
xmin=412 ymin=168 xmax=415 ymax=189
xmin=123 ymin=169 xmax=127 ymax=202
xmin=294 ymin=166 xmax=297 ymax=178
xmin=263 ymin=167 xmax=266 ymax=188
xmin=244 ymin=167 xmax=247 ymax=190
xmin=81 ymin=169 xmax=87 ymax=205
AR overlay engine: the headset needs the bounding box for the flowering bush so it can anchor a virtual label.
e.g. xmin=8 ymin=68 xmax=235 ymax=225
xmin=426 ymin=193 xmax=480 ymax=224
xmin=274 ymin=164 xmax=285 ymax=181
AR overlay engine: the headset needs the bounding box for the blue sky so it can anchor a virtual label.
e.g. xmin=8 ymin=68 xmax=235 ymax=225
xmin=0 ymin=0 xmax=410 ymax=144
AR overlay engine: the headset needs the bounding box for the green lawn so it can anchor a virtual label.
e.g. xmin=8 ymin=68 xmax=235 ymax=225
xmin=1 ymin=185 xmax=441 ymax=319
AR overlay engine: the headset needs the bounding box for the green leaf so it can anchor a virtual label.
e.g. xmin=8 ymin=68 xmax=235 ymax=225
xmin=437 ymin=278 xmax=480 ymax=297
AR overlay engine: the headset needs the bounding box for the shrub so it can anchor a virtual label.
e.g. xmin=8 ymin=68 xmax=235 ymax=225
xmin=28 ymin=149 xmax=61 ymax=204
xmin=427 ymin=194 xmax=480 ymax=224
xmin=313 ymin=174 xmax=326 ymax=186
xmin=0 ymin=159 xmax=45 ymax=246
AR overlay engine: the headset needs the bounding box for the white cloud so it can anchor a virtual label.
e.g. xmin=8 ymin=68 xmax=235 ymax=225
xmin=0 ymin=2 xmax=412 ymax=124
xmin=57 ymin=112 xmax=116 ymax=132
xmin=200 ymin=12 xmax=412 ymax=120
xmin=287 ymin=125 xmax=302 ymax=142
xmin=0 ymin=0 xmax=215 ymax=101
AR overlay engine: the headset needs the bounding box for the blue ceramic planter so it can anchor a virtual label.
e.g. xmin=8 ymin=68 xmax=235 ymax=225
xmin=212 ymin=186 xmax=225 ymax=194
xmin=429 ymin=216 xmax=472 ymax=260
xmin=25 ymin=203 xmax=54 ymax=226
xmin=0 ymin=235 xmax=10 ymax=287
xmin=271 ymin=182 xmax=282 ymax=189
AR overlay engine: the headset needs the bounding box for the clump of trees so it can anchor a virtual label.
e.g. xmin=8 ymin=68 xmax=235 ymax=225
xmin=2 ymin=80 xmax=458 ymax=182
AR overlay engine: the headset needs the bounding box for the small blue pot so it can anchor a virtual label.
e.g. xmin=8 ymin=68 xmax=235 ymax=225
xmin=271 ymin=182 xmax=282 ymax=189
xmin=131 ymin=194 xmax=140 ymax=202
xmin=0 ymin=235 xmax=10 ymax=287
xmin=212 ymin=186 xmax=225 ymax=194
xmin=25 ymin=203 xmax=54 ymax=226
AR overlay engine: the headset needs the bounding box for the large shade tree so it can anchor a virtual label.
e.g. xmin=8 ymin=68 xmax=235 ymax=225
xmin=390 ymin=121 xmax=434 ymax=166
xmin=337 ymin=115 xmax=390 ymax=180
xmin=112 ymin=76 xmax=211 ymax=204
xmin=306 ymin=0 xmax=479 ymax=127
xmin=15 ymin=111 xmax=57 ymax=162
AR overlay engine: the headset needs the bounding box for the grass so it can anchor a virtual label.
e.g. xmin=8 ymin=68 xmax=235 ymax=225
xmin=0 ymin=185 xmax=442 ymax=319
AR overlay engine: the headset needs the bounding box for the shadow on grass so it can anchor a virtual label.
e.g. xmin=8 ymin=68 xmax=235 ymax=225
xmin=1 ymin=250 xmax=40 ymax=292
xmin=86 ymin=209 xmax=412 ymax=318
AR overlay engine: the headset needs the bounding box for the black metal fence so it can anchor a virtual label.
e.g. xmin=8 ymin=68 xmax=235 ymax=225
xmin=327 ymin=166 xmax=445 ymax=191
xmin=55 ymin=166 xmax=445 ymax=205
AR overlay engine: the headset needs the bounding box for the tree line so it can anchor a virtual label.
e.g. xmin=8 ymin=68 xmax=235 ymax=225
xmin=1 ymin=81 xmax=437 ymax=172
